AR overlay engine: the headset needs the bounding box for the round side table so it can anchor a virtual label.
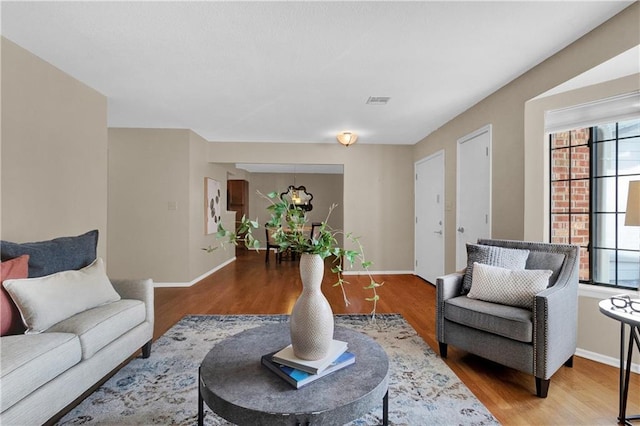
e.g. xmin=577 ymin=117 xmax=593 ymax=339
xmin=599 ymin=298 xmax=640 ymax=426
xmin=198 ymin=323 xmax=389 ymax=426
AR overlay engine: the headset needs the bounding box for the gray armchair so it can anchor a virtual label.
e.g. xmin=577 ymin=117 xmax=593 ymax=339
xmin=436 ymin=239 xmax=579 ymax=397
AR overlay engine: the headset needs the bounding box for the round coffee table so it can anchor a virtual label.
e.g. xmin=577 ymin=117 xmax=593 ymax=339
xmin=198 ymin=323 xmax=389 ymax=425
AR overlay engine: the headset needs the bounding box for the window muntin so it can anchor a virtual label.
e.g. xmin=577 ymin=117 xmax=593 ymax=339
xmin=550 ymin=118 xmax=640 ymax=290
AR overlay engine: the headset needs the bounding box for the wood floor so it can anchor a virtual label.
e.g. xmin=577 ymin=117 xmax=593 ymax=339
xmin=155 ymin=249 xmax=639 ymax=425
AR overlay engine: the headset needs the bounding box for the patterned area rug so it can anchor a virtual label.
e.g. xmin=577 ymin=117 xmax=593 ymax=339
xmin=57 ymin=314 xmax=500 ymax=425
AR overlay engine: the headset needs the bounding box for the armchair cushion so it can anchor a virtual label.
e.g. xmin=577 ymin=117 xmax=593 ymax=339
xmin=445 ymin=296 xmax=533 ymax=343
xmin=468 ymin=263 xmax=552 ymax=308
xmin=461 ymin=244 xmax=529 ymax=294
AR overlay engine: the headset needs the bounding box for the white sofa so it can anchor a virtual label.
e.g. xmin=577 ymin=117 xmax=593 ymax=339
xmin=0 ymin=271 xmax=154 ymax=425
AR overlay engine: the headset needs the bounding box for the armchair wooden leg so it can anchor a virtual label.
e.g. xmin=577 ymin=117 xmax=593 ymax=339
xmin=536 ymin=377 xmax=550 ymax=398
xmin=265 ymin=248 xmax=270 ymax=263
xmin=141 ymin=340 xmax=152 ymax=358
xmin=564 ymin=356 xmax=574 ymax=368
xmin=438 ymin=342 xmax=448 ymax=358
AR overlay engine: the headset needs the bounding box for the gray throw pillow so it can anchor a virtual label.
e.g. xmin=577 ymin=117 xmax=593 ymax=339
xmin=461 ymin=243 xmax=530 ymax=294
xmin=468 ymin=262 xmax=552 ymax=309
xmin=526 ymin=251 xmax=566 ymax=287
xmin=1 ymin=230 xmax=98 ymax=278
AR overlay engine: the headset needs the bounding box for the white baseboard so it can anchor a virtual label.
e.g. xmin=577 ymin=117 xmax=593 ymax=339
xmin=154 ymin=259 xmax=407 ymax=285
xmin=153 ymin=257 xmax=236 ymax=288
xmin=575 ymin=347 xmax=640 ymax=374
xmin=342 ymin=270 xmax=414 ymax=276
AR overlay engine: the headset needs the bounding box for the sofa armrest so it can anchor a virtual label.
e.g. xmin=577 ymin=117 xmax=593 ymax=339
xmin=436 ymin=272 xmax=464 ymax=342
xmin=111 ymin=278 xmax=154 ymax=327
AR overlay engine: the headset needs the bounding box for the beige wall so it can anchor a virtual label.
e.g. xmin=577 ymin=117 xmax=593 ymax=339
xmin=207 ymin=143 xmax=415 ymax=273
xmin=107 ymin=128 xmax=234 ymax=283
xmin=188 ymin=131 xmax=236 ymax=281
xmin=1 ymin=38 xmax=108 ymax=258
xmin=245 ymin=172 xmax=344 ymax=246
xmin=413 ymin=3 xmax=639 ymax=275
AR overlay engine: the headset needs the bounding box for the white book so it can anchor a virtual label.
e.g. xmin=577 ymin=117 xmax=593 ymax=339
xmin=271 ymin=340 xmax=348 ymax=374
xmin=262 ymin=351 xmax=356 ymax=389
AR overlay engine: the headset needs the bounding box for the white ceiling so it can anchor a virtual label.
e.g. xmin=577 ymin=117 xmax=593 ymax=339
xmin=1 ymin=1 xmax=635 ymax=145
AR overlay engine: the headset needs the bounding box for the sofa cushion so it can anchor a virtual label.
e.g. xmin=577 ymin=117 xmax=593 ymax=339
xmin=2 ymin=258 xmax=121 ymax=334
xmin=461 ymin=243 xmax=529 ymax=294
xmin=468 ymin=262 xmax=552 ymax=309
xmin=0 ymin=230 xmax=98 ymax=278
xmin=1 ymin=255 xmax=29 ymax=336
xmin=47 ymin=299 xmax=146 ymax=360
xmin=0 ymin=332 xmax=81 ymax=412
xmin=444 ymin=295 xmax=533 ymax=343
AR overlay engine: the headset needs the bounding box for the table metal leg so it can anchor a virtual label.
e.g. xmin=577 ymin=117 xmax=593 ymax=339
xmin=622 ymin=327 xmax=634 ymax=425
xmin=619 ymin=324 xmax=640 ymax=426
xmin=382 ymin=390 xmax=389 ymax=426
xmin=198 ymin=367 xmax=204 ymax=426
xmin=629 ymin=327 xmax=640 ymax=426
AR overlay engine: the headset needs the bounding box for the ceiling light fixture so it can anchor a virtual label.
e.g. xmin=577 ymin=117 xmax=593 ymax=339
xmin=336 ymin=131 xmax=358 ymax=147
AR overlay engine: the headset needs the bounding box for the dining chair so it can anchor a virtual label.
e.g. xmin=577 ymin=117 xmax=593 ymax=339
xmin=265 ymin=227 xmax=281 ymax=264
xmin=310 ymin=222 xmax=322 ymax=241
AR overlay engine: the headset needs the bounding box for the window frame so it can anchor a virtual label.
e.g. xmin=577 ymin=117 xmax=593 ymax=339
xmin=549 ymin=119 xmax=640 ymax=290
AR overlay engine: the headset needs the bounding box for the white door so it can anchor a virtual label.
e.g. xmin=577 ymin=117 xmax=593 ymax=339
xmin=456 ymin=125 xmax=492 ymax=270
xmin=415 ymin=151 xmax=445 ymax=284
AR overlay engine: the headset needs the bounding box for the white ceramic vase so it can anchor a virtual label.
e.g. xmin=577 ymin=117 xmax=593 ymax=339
xmin=290 ymin=253 xmax=334 ymax=360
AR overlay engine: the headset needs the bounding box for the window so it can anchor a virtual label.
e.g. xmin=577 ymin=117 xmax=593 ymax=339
xmin=549 ymin=118 xmax=640 ymax=289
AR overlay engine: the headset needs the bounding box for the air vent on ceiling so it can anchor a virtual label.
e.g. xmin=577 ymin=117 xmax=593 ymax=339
xmin=366 ymin=96 xmax=390 ymax=105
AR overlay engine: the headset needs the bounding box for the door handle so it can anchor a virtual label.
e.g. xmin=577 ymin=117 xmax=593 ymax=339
xmin=457 ymin=227 xmax=465 ymax=233
xmin=433 ymin=230 xmax=443 ymax=235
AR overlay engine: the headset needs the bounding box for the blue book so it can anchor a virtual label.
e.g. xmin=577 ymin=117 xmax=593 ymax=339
xmin=261 ymin=351 xmax=355 ymax=389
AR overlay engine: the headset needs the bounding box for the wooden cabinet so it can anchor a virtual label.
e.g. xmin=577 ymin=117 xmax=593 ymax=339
xmin=227 ymin=180 xmax=249 ymax=231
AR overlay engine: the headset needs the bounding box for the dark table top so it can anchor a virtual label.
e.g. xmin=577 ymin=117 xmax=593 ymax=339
xmin=199 ymin=323 xmax=389 ymax=425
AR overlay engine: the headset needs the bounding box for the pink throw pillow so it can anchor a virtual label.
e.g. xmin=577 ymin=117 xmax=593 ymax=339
xmin=1 ymin=255 xmax=29 ymax=336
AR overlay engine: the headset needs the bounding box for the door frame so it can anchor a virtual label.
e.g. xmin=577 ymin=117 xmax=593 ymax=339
xmin=456 ymin=125 xmax=492 ymax=270
xmin=414 ymin=149 xmax=445 ymax=282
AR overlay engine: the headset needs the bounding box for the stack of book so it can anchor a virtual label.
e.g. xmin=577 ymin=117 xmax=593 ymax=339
xmin=261 ymin=339 xmax=355 ymax=389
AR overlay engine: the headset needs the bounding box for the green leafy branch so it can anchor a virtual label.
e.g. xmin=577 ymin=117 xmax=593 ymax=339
xmin=202 ymin=190 xmax=382 ymax=316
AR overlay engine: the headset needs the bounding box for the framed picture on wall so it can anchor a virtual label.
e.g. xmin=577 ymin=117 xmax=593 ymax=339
xmin=205 ymin=177 xmax=222 ymax=235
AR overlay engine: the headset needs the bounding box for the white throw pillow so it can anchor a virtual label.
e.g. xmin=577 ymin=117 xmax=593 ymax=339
xmin=461 ymin=244 xmax=530 ymax=294
xmin=2 ymin=258 xmax=120 ymax=334
xmin=467 ymin=262 xmax=552 ymax=309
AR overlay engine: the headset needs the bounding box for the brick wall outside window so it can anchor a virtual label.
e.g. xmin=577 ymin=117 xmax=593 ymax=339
xmin=550 ymin=130 xmax=590 ymax=281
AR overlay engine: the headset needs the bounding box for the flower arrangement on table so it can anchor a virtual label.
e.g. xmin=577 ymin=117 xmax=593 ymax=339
xmin=204 ymin=191 xmax=382 ymax=315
